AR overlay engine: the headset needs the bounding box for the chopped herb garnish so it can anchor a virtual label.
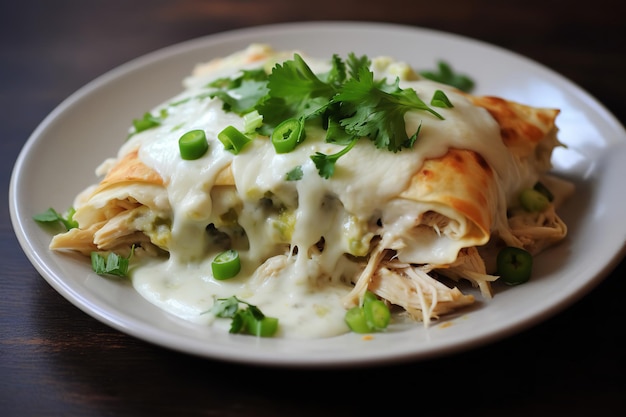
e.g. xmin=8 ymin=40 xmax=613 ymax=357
xmin=345 ymin=291 xmax=391 ymax=333
xmin=333 ymin=66 xmax=442 ymax=152
xmin=217 ymin=125 xmax=252 ymax=154
xmin=210 ymin=296 xmax=279 ymax=337
xmin=430 ymin=89 xmax=454 ymax=108
xmin=311 ymin=137 xmax=359 ymax=179
xmin=419 ymin=61 xmax=475 ymax=92
xmin=178 ymin=129 xmax=209 ymax=160
xmin=242 ymin=110 xmax=263 ymax=133
xmin=208 ymin=69 xmax=269 ymax=114
xmin=271 ymin=117 xmax=305 ymax=153
xmin=233 ymin=52 xmax=446 ymax=177
xmin=261 ymin=53 xmax=338 ymax=125
xmin=90 ymin=246 xmax=134 ymax=277
xmin=33 ymin=207 xmax=78 ymax=230
xmin=211 ymin=249 xmax=241 ymax=280
xmin=171 ymin=53 xmax=472 ymax=178
xmin=285 ymin=165 xmax=303 ymax=181
xmin=256 ymin=53 xmax=442 ymax=154
xmin=129 ymin=109 xmax=168 ymax=137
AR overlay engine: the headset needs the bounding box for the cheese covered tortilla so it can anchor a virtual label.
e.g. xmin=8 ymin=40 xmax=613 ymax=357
xmin=49 ymin=44 xmax=572 ymax=337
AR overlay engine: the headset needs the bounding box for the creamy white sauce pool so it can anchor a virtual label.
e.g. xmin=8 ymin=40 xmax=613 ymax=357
xmin=122 ymin=48 xmax=524 ymax=339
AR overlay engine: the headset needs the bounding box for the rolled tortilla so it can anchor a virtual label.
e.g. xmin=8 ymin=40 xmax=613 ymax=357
xmin=343 ymin=97 xmax=567 ymax=318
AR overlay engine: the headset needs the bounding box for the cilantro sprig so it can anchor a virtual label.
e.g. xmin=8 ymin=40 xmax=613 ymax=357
xmin=207 ymin=52 xmax=451 ymax=178
xmin=332 ymin=66 xmax=442 ymax=152
xmin=311 ymin=137 xmax=358 ymax=179
xmin=258 ymin=52 xmax=442 ymax=156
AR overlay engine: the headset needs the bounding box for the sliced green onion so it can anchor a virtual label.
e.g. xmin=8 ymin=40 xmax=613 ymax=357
xmin=533 ymin=181 xmax=554 ymax=202
xmin=363 ymin=290 xmax=378 ymax=304
xmin=363 ymin=298 xmax=391 ymax=330
xmin=217 ymin=125 xmax=251 ymax=154
xmin=271 ymin=118 xmax=304 ymax=153
xmin=430 ymin=89 xmax=454 ymax=108
xmin=178 ymin=129 xmax=208 ymax=160
xmin=344 ymin=291 xmax=391 ymax=334
xmin=345 ymin=306 xmax=371 ymax=334
xmin=496 ymin=246 xmax=533 ymax=286
xmin=209 ymin=296 xmax=279 ymax=337
xmin=211 ymin=249 xmax=241 ymax=280
xmin=520 ymin=188 xmax=550 ymax=212
xmin=243 ymin=110 xmax=263 ymax=133
xmin=90 ymin=247 xmax=134 ymax=278
xmin=133 ymin=115 xmax=158 ymax=133
xmin=245 ymin=314 xmax=279 ymax=337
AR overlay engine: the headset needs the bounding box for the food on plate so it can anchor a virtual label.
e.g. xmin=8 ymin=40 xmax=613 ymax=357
xmin=39 ymin=44 xmax=573 ymax=338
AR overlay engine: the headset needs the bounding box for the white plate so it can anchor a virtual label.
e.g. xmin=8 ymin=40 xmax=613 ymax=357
xmin=10 ymin=21 xmax=626 ymax=367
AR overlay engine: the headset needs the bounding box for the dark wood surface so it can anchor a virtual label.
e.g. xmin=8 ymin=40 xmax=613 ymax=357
xmin=2 ymin=1 xmax=625 ymax=415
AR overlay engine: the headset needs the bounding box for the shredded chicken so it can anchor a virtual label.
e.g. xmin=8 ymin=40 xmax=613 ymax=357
xmin=342 ymin=240 xmax=479 ymax=326
xmin=434 ymin=247 xmax=498 ymax=298
xmin=508 ymin=206 xmax=568 ymax=255
xmin=343 ymin=242 xmax=387 ymax=308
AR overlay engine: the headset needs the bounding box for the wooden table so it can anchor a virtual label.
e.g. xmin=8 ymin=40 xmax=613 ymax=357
xmin=2 ymin=0 xmax=625 ymax=415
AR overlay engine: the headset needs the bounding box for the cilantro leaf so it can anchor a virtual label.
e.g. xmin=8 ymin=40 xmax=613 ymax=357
xmin=129 ymin=109 xmax=168 ymax=138
xmin=209 ymin=69 xmax=269 ymax=115
xmin=211 ymin=296 xmax=241 ymax=318
xmin=33 ymin=207 xmax=78 ymax=230
xmin=311 ymin=137 xmax=358 ymax=179
xmin=256 ymin=54 xmax=337 ymax=128
xmin=324 ymin=117 xmax=355 ymax=145
xmin=209 ymin=296 xmax=279 ymax=337
xmin=334 ymin=67 xmax=441 ymax=152
xmin=285 ymin=165 xmax=303 ymax=181
xmin=267 ymin=54 xmax=336 ymax=99
xmin=346 ymin=53 xmax=371 ymax=79
xmin=419 ymin=61 xmax=475 ymax=92
xmin=208 ymin=69 xmax=268 ymax=89
xmin=318 ymin=54 xmax=347 ymax=86
xmin=210 ymin=79 xmax=268 ymax=114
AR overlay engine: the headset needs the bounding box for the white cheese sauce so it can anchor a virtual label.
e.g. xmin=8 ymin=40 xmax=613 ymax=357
xmin=126 ymin=50 xmax=521 ymax=339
